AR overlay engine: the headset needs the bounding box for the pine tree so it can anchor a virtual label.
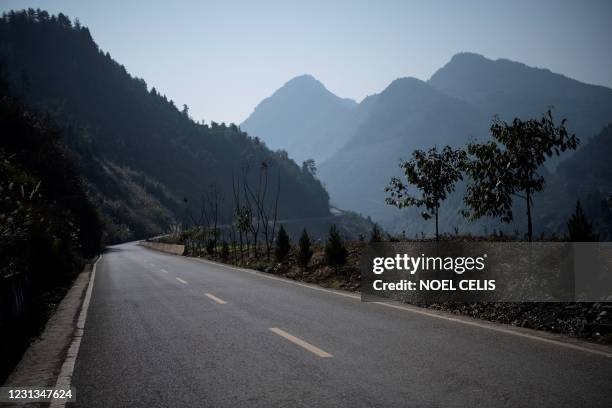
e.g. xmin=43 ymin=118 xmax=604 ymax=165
xmin=298 ymin=228 xmax=313 ymax=267
xmin=369 ymin=223 xmax=383 ymax=243
xmin=567 ymin=201 xmax=598 ymax=241
xmin=275 ymin=225 xmax=291 ymax=261
xmin=325 ymin=225 xmax=347 ymax=268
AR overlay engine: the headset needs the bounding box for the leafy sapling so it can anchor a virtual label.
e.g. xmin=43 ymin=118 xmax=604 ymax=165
xmin=463 ymin=110 xmax=578 ymax=241
xmin=386 ymin=145 xmax=466 ymax=240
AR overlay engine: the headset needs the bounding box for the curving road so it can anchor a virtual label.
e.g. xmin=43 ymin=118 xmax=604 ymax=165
xmin=70 ymin=242 xmax=612 ymax=407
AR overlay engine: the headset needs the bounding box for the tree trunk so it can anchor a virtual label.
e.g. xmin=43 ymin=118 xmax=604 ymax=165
xmin=526 ymin=188 xmax=533 ymax=242
xmin=238 ymin=231 xmax=243 ymax=262
xmin=435 ymin=205 xmax=439 ymax=241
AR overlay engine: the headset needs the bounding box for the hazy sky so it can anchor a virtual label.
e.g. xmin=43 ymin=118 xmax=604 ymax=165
xmin=2 ymin=0 xmax=611 ymax=124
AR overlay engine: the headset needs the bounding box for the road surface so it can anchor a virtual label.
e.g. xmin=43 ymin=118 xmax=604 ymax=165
xmin=70 ymin=242 xmax=612 ymax=407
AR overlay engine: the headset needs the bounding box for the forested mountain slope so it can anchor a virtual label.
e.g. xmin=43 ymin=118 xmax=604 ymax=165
xmin=0 ymin=10 xmax=331 ymax=242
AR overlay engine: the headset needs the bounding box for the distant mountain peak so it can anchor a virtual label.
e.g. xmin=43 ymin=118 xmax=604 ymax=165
xmin=240 ymin=73 xmax=357 ymax=163
xmin=448 ymin=52 xmax=488 ymax=63
xmin=430 ymin=52 xmax=558 ymax=85
xmin=271 ymin=74 xmax=358 ymax=107
xmin=285 ymin=74 xmax=321 ymax=85
xmin=276 ymin=74 xmax=328 ymax=94
xmin=383 ymin=77 xmax=429 ymax=93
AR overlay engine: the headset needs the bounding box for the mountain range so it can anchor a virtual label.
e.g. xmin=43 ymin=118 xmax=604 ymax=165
xmin=241 ymin=53 xmax=612 ymax=238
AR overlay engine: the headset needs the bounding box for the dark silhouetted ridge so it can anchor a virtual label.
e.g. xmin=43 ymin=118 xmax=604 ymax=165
xmin=0 ymin=10 xmax=331 ymax=242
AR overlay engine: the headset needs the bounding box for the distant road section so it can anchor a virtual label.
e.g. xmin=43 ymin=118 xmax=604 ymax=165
xmin=70 ymin=243 xmax=612 ymax=407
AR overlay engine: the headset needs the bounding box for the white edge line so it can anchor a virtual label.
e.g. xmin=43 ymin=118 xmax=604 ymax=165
xmin=50 ymin=255 xmax=101 ymax=407
xmin=176 ymin=277 xmax=188 ymax=284
xmin=191 ymin=257 xmax=612 ymax=359
xmin=372 ymin=301 xmax=612 ymax=358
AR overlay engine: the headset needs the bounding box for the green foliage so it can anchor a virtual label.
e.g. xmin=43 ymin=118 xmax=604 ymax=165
xmin=298 ymin=228 xmax=313 ymax=267
xmin=274 ymin=225 xmax=291 ymax=261
xmin=234 ymin=206 xmax=251 ymax=234
xmin=386 ymin=145 xmax=466 ymax=240
xmin=369 ymin=223 xmax=383 ymax=243
xmin=325 ymin=224 xmax=347 ymax=268
xmin=464 ymin=110 xmax=578 ymax=241
xmin=567 ymin=201 xmax=598 ymax=242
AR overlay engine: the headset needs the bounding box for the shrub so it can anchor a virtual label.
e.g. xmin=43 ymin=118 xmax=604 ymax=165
xmin=298 ymin=228 xmax=313 ymax=267
xmin=567 ymin=201 xmax=598 ymax=241
xmin=206 ymin=239 xmax=215 ymax=255
xmin=325 ymin=224 xmax=347 ymax=268
xmin=220 ymin=240 xmax=230 ymax=260
xmin=275 ymin=225 xmax=291 ymax=261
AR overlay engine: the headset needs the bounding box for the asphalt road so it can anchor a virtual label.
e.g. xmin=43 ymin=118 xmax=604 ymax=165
xmin=70 ymin=242 xmax=612 ymax=407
